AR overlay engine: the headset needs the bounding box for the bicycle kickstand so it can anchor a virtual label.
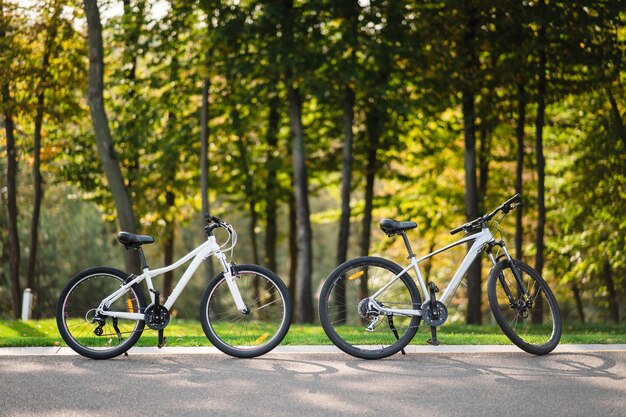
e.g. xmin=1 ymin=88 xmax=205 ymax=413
xmin=112 ymin=317 xmax=129 ymax=356
xmin=158 ymin=329 xmax=167 ymax=349
xmin=427 ymin=326 xmax=440 ymax=346
xmin=387 ymin=315 xmax=406 ymax=355
xmin=426 ymin=282 xmax=440 ymax=346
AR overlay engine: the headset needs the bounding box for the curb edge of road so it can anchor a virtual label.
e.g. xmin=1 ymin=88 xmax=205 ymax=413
xmin=0 ymin=344 xmax=625 ymax=356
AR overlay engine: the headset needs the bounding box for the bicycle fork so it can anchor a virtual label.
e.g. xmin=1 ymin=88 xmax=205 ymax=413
xmin=486 ymin=241 xmax=530 ymax=304
xmin=214 ymin=251 xmax=248 ymax=313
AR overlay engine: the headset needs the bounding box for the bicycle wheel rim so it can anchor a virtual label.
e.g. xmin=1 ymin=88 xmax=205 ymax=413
xmin=204 ymin=270 xmax=287 ymax=353
xmin=321 ymin=260 xmax=420 ymax=357
xmin=60 ymin=273 xmax=142 ymax=354
xmin=490 ymin=262 xmax=560 ymax=352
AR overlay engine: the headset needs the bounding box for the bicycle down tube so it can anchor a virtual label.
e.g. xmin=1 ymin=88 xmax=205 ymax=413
xmin=372 ymin=227 xmax=495 ymax=317
xmin=96 ymin=235 xmax=247 ymax=321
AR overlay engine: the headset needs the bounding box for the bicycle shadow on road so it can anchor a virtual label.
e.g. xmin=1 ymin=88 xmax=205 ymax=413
xmin=342 ymin=352 xmax=625 ymax=382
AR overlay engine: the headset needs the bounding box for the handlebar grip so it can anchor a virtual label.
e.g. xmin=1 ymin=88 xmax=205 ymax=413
xmin=450 ymin=225 xmax=464 ymax=235
xmin=504 ymin=194 xmax=521 ymax=206
xmin=205 ymin=214 xmax=222 ymax=224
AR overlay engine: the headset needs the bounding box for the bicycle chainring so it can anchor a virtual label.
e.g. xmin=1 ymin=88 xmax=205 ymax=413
xmin=421 ymin=300 xmax=448 ymax=326
xmin=144 ymin=304 xmax=170 ymax=330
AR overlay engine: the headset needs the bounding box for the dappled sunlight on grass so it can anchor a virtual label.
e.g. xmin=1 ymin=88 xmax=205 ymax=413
xmin=1 ymin=320 xmax=624 ymax=347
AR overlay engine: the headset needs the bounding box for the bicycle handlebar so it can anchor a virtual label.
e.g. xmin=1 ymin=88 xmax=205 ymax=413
xmin=450 ymin=194 xmax=522 ymax=236
xmin=203 ymin=214 xmax=230 ymax=236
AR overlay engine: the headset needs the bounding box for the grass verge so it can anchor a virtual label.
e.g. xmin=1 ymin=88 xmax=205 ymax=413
xmin=1 ymin=319 xmax=624 ymax=348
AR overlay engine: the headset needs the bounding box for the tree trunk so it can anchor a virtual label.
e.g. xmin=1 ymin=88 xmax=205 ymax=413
xmin=288 ymin=194 xmax=298 ymax=322
xmin=27 ymin=4 xmax=62 ymax=295
xmin=2 ymin=76 xmax=21 ymax=320
xmin=463 ymin=89 xmax=482 ymax=325
xmin=233 ymin=109 xmax=260 ymax=266
xmin=337 ymin=86 xmax=355 ymax=265
xmin=515 ymin=82 xmax=526 ymax=260
xmin=533 ymin=2 xmax=547 ymax=324
xmin=162 ymin=190 xmax=176 ymax=299
xmin=477 ymin=125 xmax=491 ymax=208
xmin=264 ymin=89 xmax=280 ymax=273
xmin=360 ymin=109 xmax=381 ymax=259
xmin=27 ymin=77 xmax=45 ymax=295
xmin=1 ymin=1 xmax=21 ymax=319
xmin=571 ymin=282 xmax=585 ymax=323
xmin=280 ymin=0 xmax=312 ymax=322
xmin=336 ymin=0 xmax=358 ymax=267
xmin=335 ymin=86 xmax=355 ymax=323
xmin=359 ymin=108 xmax=382 ymax=300
xmin=200 ymin=39 xmax=215 ymax=282
xmin=607 ymin=86 xmax=625 ymax=144
xmin=603 ymin=261 xmax=619 ymax=323
xmin=287 ymin=85 xmax=313 ymax=323
xmin=460 ymin=1 xmax=481 ymax=324
xmin=83 ymin=0 xmax=138 ymax=274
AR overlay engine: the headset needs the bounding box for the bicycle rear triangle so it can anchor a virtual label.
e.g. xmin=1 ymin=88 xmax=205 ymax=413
xmin=56 ymin=215 xmax=292 ymax=359
xmin=319 ymin=194 xmax=562 ymax=359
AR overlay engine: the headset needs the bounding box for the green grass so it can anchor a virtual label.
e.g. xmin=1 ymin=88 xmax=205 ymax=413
xmin=0 ymin=319 xmax=624 ymax=348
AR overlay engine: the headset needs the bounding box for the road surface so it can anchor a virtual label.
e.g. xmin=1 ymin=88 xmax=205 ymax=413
xmin=1 ymin=350 xmax=624 ymax=416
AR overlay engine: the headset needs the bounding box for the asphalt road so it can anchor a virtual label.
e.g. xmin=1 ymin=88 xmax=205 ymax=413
xmin=1 ymin=351 xmax=624 ymax=417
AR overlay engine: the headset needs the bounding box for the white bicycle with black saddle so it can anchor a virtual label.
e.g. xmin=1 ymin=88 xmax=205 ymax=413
xmin=319 ymin=194 xmax=562 ymax=359
xmin=56 ymin=215 xmax=291 ymax=359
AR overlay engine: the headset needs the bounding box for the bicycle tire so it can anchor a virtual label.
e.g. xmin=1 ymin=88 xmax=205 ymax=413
xmin=200 ymin=264 xmax=291 ymax=358
xmin=56 ymin=267 xmax=146 ymax=359
xmin=488 ymin=259 xmax=562 ymax=355
xmin=319 ymin=256 xmax=421 ymax=359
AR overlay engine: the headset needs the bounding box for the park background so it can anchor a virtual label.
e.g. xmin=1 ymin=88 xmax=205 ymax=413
xmin=1 ymin=0 xmax=625 ymax=330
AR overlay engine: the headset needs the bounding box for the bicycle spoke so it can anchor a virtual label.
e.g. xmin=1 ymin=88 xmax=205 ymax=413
xmin=202 ymin=266 xmax=289 ymax=356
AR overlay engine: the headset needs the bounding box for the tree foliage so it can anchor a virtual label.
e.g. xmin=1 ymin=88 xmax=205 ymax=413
xmin=1 ymin=0 xmax=624 ymax=323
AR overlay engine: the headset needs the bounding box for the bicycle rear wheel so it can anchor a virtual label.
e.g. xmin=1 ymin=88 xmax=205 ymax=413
xmin=319 ymin=256 xmax=421 ymax=359
xmin=56 ymin=267 xmax=146 ymax=359
xmin=200 ymin=264 xmax=291 ymax=358
xmin=488 ymin=259 xmax=562 ymax=355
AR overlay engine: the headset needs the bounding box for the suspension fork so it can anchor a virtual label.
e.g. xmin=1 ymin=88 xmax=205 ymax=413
xmin=487 ymin=241 xmax=530 ymax=302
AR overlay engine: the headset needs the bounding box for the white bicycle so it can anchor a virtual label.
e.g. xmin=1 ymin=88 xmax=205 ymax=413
xmin=56 ymin=215 xmax=292 ymax=359
xmin=319 ymin=195 xmax=562 ymax=359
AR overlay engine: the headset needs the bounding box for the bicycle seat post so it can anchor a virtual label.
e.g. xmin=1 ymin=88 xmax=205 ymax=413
xmin=136 ymin=246 xmax=149 ymax=271
xmin=400 ymin=232 xmax=416 ymax=259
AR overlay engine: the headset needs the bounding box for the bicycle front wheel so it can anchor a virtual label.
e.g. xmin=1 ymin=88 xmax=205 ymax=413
xmin=319 ymin=256 xmax=421 ymax=359
xmin=200 ymin=264 xmax=291 ymax=358
xmin=56 ymin=267 xmax=146 ymax=359
xmin=488 ymin=259 xmax=562 ymax=355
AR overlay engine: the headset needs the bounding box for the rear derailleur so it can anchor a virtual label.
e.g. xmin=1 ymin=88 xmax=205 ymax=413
xmin=358 ymin=298 xmax=408 ymax=355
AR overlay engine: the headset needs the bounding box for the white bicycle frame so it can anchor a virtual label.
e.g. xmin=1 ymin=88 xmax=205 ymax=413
xmin=372 ymin=227 xmax=513 ymax=317
xmin=95 ymin=234 xmax=246 ymax=321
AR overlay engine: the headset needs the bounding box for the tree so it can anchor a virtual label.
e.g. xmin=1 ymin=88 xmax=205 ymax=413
xmin=457 ymin=0 xmax=482 ymax=324
xmin=83 ymin=0 xmax=138 ymax=273
xmin=27 ymin=0 xmax=63 ymax=295
xmin=534 ymin=0 xmax=547 ymax=295
xmin=1 ymin=0 xmax=24 ymax=318
xmin=281 ymin=0 xmax=313 ymax=322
